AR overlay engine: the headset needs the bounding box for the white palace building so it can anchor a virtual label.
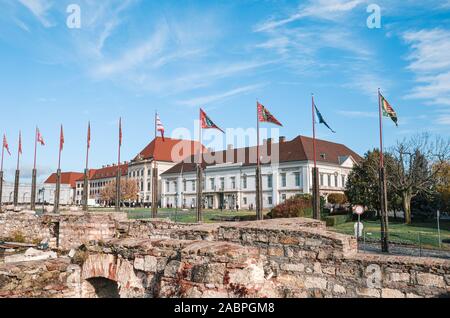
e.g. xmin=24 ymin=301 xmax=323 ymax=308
xmin=160 ymin=135 xmax=361 ymax=210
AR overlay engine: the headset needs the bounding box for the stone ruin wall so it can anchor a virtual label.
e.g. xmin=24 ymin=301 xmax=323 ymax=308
xmin=0 ymin=212 xmax=449 ymax=298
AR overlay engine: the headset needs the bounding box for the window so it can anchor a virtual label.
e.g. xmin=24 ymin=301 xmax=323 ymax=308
xmin=268 ymin=197 xmax=273 ymax=205
xmin=243 ymin=176 xmax=247 ymax=189
xmin=140 ymin=181 xmax=144 ymax=191
xmin=166 ymin=182 xmax=170 ymax=192
xmin=183 ymin=180 xmax=187 ymax=192
xmin=267 ymin=175 xmax=273 ymax=188
xmin=295 ymin=172 xmax=301 ymax=187
xmin=231 ymin=177 xmax=236 ymax=189
xmin=281 ymin=174 xmax=287 ymax=187
xmin=282 ymin=194 xmax=287 ymax=202
xmin=341 ymin=175 xmax=346 ymax=188
xmin=328 ymin=175 xmax=331 ymax=187
xmin=334 ymin=175 xmax=338 ymax=188
xmin=220 ymin=178 xmax=225 ymax=190
xmin=243 ymin=197 xmax=247 ymax=205
xmin=147 ymin=182 xmax=151 ymax=191
xmin=174 ymin=181 xmax=178 ymax=192
xmin=320 ymin=174 xmax=324 ymax=186
xmin=210 ymin=178 xmax=215 ymax=190
xmin=192 ymin=181 xmax=196 ymax=191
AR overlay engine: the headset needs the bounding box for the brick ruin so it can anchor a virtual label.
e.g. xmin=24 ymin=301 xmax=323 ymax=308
xmin=0 ymin=212 xmax=449 ymax=298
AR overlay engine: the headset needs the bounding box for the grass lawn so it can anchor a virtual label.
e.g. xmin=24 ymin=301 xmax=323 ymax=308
xmin=330 ymin=219 xmax=450 ymax=250
xmin=125 ymin=208 xmax=267 ymax=223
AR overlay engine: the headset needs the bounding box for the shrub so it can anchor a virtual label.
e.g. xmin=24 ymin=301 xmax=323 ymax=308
xmin=11 ymin=231 xmax=26 ymax=243
xmin=269 ymin=194 xmax=313 ymax=219
xmin=327 ymin=193 xmax=348 ymax=205
xmin=325 ymin=214 xmax=351 ymax=227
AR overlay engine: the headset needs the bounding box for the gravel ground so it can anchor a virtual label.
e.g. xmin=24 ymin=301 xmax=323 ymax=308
xmin=358 ymin=242 xmax=450 ymax=259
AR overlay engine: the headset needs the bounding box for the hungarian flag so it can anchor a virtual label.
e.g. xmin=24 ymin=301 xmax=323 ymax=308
xmin=314 ymin=102 xmax=336 ymax=133
xmin=379 ymin=93 xmax=398 ymax=126
xmin=156 ymin=114 xmax=165 ymax=141
xmin=258 ymin=102 xmax=283 ymax=126
xmin=37 ymin=128 xmax=45 ymax=146
xmin=18 ymin=131 xmax=22 ymax=155
xmin=87 ymin=122 xmax=91 ymax=149
xmin=119 ymin=118 xmax=122 ymax=147
xmin=3 ymin=134 xmax=11 ymax=156
xmin=200 ymin=108 xmax=224 ymax=133
xmin=59 ymin=125 xmax=64 ymax=152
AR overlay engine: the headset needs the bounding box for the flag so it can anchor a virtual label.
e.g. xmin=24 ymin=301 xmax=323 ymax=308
xmin=18 ymin=131 xmax=22 ymax=155
xmin=87 ymin=122 xmax=91 ymax=149
xmin=3 ymin=134 xmax=11 ymax=156
xmin=156 ymin=114 xmax=165 ymax=141
xmin=379 ymin=93 xmax=398 ymax=126
xmin=59 ymin=125 xmax=64 ymax=152
xmin=200 ymin=109 xmax=224 ymax=133
xmin=314 ymin=103 xmax=336 ymax=133
xmin=119 ymin=118 xmax=122 ymax=147
xmin=257 ymin=102 xmax=283 ymax=126
xmin=37 ymin=128 xmax=45 ymax=146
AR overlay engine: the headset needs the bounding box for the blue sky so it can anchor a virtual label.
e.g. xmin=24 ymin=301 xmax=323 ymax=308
xmin=0 ymin=0 xmax=449 ymax=182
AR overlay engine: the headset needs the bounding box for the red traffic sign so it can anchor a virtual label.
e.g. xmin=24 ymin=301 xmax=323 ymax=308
xmin=353 ymin=205 xmax=365 ymax=215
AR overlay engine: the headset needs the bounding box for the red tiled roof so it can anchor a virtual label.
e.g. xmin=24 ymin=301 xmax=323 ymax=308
xmin=162 ymin=135 xmax=361 ymax=175
xmin=44 ymin=172 xmax=85 ymax=188
xmin=89 ymin=163 xmax=128 ymax=181
xmin=75 ymin=169 xmax=98 ymax=182
xmin=134 ymin=137 xmax=205 ymax=162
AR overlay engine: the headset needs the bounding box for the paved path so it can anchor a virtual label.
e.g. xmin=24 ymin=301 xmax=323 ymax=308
xmin=358 ymin=242 xmax=450 ymax=260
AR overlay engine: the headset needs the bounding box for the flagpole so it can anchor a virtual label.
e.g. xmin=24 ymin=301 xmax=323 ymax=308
xmin=83 ymin=122 xmax=90 ymax=212
xmin=378 ymin=89 xmax=389 ymax=253
xmin=0 ymin=139 xmax=4 ymax=212
xmin=152 ymin=111 xmax=158 ymax=218
xmin=55 ymin=125 xmax=63 ymax=214
xmin=31 ymin=127 xmax=38 ymax=211
xmin=197 ymin=109 xmax=203 ymax=223
xmin=116 ymin=118 xmax=122 ymax=212
xmin=13 ymin=131 xmax=21 ymax=207
xmin=256 ymin=100 xmax=263 ymax=220
xmin=311 ymin=94 xmax=321 ymax=220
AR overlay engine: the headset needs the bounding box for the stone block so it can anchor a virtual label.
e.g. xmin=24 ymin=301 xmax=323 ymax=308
xmin=304 ymin=276 xmax=327 ymax=290
xmin=280 ymin=263 xmax=305 ymax=273
xmin=416 ymin=273 xmax=445 ymax=288
xmin=389 ymin=272 xmax=410 ymax=283
xmin=333 ymin=284 xmax=346 ymax=294
xmin=381 ymin=288 xmax=405 ymax=298
xmin=357 ymin=288 xmax=381 ymax=298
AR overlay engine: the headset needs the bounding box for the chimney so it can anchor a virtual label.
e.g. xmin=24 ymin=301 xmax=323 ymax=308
xmin=279 ymin=136 xmax=286 ymax=143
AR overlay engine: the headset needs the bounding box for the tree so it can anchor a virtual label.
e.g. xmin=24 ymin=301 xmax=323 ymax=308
xmin=434 ymin=161 xmax=450 ymax=212
xmin=100 ymin=179 xmax=139 ymax=204
xmin=327 ymin=193 xmax=348 ymax=205
xmin=345 ymin=150 xmax=396 ymax=216
xmin=388 ymin=134 xmax=450 ymax=224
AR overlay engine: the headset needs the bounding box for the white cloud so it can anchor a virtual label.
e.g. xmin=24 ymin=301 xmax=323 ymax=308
xmin=403 ymin=29 xmax=450 ymax=106
xmin=254 ymin=0 xmax=366 ymax=32
xmin=18 ymin=0 xmax=53 ymax=27
xmin=177 ymin=84 xmax=265 ymax=107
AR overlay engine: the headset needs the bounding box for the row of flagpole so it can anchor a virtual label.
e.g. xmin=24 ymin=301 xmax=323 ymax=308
xmin=0 ymin=91 xmax=398 ymax=252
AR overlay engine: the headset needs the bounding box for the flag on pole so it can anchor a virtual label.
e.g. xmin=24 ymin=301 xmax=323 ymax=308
xmin=59 ymin=125 xmax=64 ymax=151
xmin=37 ymin=128 xmax=45 ymax=146
xmin=18 ymin=131 xmax=22 ymax=155
xmin=379 ymin=93 xmax=398 ymax=126
xmin=156 ymin=114 xmax=165 ymax=141
xmin=257 ymin=102 xmax=283 ymax=126
xmin=313 ymin=102 xmax=336 ymax=133
xmin=3 ymin=134 xmax=11 ymax=156
xmin=119 ymin=118 xmax=122 ymax=147
xmin=200 ymin=109 xmax=224 ymax=133
xmin=87 ymin=122 xmax=91 ymax=149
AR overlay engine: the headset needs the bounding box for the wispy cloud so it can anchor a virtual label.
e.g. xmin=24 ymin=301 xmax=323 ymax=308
xmin=403 ymin=29 xmax=450 ymax=106
xmin=254 ymin=0 xmax=366 ymax=32
xmin=177 ymin=84 xmax=265 ymax=107
xmin=18 ymin=0 xmax=53 ymax=27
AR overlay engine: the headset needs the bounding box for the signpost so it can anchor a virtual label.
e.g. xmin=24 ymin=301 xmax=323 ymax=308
xmin=353 ymin=205 xmax=365 ymax=250
xmin=437 ymin=210 xmax=442 ymax=249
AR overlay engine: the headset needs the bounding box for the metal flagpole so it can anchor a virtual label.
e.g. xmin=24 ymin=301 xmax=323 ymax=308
xmin=54 ymin=126 xmax=63 ymax=214
xmin=196 ymin=109 xmax=203 ymax=223
xmin=311 ymin=95 xmax=321 ymax=220
xmin=116 ymin=118 xmax=122 ymax=212
xmin=0 ymin=139 xmax=4 ymax=212
xmin=83 ymin=122 xmax=90 ymax=212
xmin=31 ymin=127 xmax=38 ymax=211
xmin=13 ymin=131 xmax=21 ymax=207
xmin=256 ymin=101 xmax=263 ymax=220
xmin=378 ymin=89 xmax=389 ymax=253
xmin=152 ymin=111 xmax=159 ymax=218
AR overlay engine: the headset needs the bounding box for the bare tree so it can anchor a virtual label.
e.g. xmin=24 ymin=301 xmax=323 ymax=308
xmin=388 ymin=134 xmax=450 ymax=224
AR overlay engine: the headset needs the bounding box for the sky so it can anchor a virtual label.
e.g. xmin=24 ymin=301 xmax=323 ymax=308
xmin=0 ymin=0 xmax=449 ymax=182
